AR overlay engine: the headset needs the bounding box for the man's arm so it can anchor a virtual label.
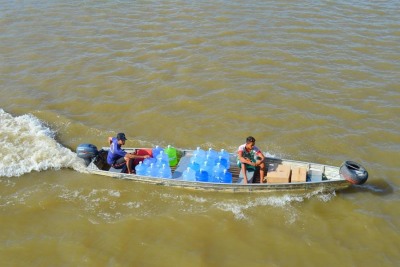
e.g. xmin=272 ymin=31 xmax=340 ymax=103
xmin=255 ymin=150 xmax=265 ymax=166
xmin=238 ymin=150 xmax=255 ymax=166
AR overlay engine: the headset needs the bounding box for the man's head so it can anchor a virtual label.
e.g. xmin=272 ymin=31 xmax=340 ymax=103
xmin=117 ymin=133 xmax=127 ymax=144
xmin=246 ymin=136 xmax=255 ymax=143
xmin=245 ymin=136 xmax=256 ymax=149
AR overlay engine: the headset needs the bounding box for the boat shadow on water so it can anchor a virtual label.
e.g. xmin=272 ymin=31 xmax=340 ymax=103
xmin=338 ymin=179 xmax=393 ymax=196
xmin=340 ymin=179 xmax=394 ymax=196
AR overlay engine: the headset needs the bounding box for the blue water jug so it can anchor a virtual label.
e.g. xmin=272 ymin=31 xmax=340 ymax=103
xmin=191 ymin=154 xmax=205 ymax=166
xmin=183 ymin=167 xmax=196 ymax=181
xmin=218 ymin=149 xmax=230 ymax=161
xmin=212 ymin=163 xmax=226 ymax=182
xmin=146 ymin=163 xmax=159 ymax=177
xmin=196 ymin=169 xmax=209 ymax=182
xmin=215 ymin=156 xmax=229 ymax=169
xmin=188 ymin=160 xmax=200 ymax=173
xmin=206 ymin=148 xmax=218 ymax=162
xmin=143 ymin=157 xmax=156 ymax=167
xmin=201 ymin=161 xmax=213 ymax=174
xmin=152 ymin=145 xmax=164 ymax=158
xmin=156 ymin=151 xmax=169 ymax=167
xmin=135 ymin=161 xmax=147 ymax=176
xmin=211 ymin=175 xmax=223 ymax=183
xmin=193 ymin=147 xmax=206 ymax=158
xmin=158 ymin=164 xmax=172 ymax=178
xmin=205 ymin=159 xmax=215 ymax=166
xmin=205 ymin=154 xmax=216 ymax=166
xmin=221 ymin=170 xmax=233 ymax=183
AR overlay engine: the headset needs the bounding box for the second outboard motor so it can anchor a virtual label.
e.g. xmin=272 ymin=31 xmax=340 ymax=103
xmin=76 ymin=143 xmax=99 ymax=166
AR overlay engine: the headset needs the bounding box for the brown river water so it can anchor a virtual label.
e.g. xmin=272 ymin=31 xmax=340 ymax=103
xmin=0 ymin=1 xmax=399 ymax=266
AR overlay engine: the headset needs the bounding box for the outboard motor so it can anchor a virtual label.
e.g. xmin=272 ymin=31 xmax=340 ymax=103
xmin=76 ymin=144 xmax=99 ymax=166
xmin=339 ymin=161 xmax=368 ymax=185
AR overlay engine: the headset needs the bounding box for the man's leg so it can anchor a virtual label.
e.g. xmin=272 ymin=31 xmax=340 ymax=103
xmin=241 ymin=163 xmax=248 ymax=184
xmin=125 ymin=155 xmax=133 ymax=174
xmin=113 ymin=157 xmax=127 ymax=173
xmin=259 ymin=161 xmax=265 ymax=183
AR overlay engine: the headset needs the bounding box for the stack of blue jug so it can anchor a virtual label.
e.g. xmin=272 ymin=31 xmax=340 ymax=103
xmin=134 ymin=146 xmax=172 ymax=178
xmin=184 ymin=147 xmax=233 ymax=183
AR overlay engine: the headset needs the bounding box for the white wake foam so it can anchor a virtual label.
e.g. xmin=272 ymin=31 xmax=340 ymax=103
xmin=212 ymin=189 xmax=336 ymax=222
xmin=0 ymin=109 xmax=85 ymax=177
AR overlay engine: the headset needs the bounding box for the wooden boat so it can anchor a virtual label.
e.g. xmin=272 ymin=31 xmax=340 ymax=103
xmin=76 ymin=144 xmax=368 ymax=193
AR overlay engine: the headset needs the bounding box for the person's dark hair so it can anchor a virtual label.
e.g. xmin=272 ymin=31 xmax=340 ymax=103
xmin=117 ymin=133 xmax=127 ymax=141
xmin=246 ymin=136 xmax=256 ymax=143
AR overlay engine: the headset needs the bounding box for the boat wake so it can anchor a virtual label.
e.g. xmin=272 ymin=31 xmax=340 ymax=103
xmin=0 ymin=109 xmax=85 ymax=177
xmin=212 ymin=189 xmax=336 ymax=223
xmin=0 ymin=109 xmax=338 ymax=225
xmin=48 ymin=184 xmax=336 ymax=225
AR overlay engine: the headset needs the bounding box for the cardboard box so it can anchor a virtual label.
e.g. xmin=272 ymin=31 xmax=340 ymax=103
xmin=291 ymin=167 xmax=307 ymax=183
xmin=266 ymin=164 xmax=291 ymax=183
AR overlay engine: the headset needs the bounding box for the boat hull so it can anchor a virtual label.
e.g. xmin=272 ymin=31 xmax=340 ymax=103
xmin=87 ymin=168 xmax=351 ymax=193
xmin=81 ymin=147 xmax=353 ymax=193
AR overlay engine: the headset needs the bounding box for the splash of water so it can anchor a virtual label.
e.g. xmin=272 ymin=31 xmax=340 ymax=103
xmin=212 ymin=189 xmax=336 ymax=222
xmin=0 ymin=109 xmax=86 ymax=177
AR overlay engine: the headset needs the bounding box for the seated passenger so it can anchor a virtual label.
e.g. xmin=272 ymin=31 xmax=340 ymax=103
xmin=237 ymin=136 xmax=265 ymax=184
xmin=106 ymin=133 xmax=149 ymax=174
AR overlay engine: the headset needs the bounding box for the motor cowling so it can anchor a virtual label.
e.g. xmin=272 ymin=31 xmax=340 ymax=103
xmin=76 ymin=143 xmax=99 ymax=166
xmin=339 ymin=161 xmax=368 ymax=185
